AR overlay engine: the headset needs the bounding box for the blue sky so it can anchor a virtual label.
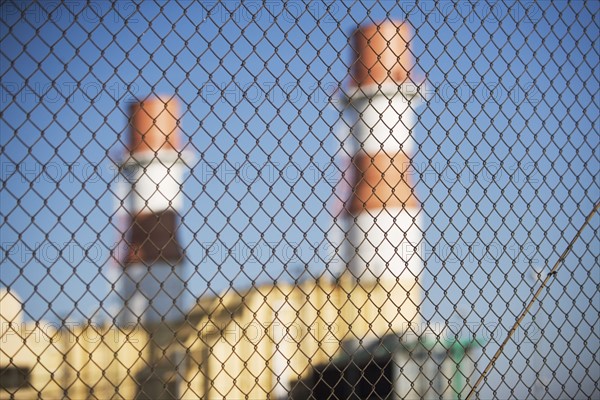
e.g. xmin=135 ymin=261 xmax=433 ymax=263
xmin=1 ymin=1 xmax=598 ymax=398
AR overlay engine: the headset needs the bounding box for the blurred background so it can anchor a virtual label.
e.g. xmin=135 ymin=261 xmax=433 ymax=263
xmin=1 ymin=1 xmax=598 ymax=399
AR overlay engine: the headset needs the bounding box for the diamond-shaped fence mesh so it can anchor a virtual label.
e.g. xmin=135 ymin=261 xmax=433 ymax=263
xmin=1 ymin=1 xmax=598 ymax=399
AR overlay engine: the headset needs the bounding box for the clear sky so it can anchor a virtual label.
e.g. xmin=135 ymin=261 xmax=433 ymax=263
xmin=1 ymin=1 xmax=598 ymax=398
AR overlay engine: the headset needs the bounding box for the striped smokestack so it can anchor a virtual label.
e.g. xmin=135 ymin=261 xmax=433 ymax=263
xmin=343 ymin=20 xmax=423 ymax=285
xmin=118 ymin=96 xmax=188 ymax=324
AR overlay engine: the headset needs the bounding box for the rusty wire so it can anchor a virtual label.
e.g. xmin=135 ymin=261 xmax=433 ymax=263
xmin=1 ymin=2 xmax=598 ymax=399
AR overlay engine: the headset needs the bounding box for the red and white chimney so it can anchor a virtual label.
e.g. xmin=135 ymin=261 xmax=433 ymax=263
xmin=118 ymin=96 xmax=189 ymax=324
xmin=342 ymin=21 xmax=423 ymax=284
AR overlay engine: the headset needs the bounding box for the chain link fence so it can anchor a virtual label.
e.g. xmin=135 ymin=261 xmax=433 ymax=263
xmin=1 ymin=1 xmax=599 ymax=399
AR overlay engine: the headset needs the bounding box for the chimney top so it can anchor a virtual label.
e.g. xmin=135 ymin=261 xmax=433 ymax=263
xmin=351 ymin=20 xmax=414 ymax=87
xmin=128 ymin=96 xmax=180 ymax=154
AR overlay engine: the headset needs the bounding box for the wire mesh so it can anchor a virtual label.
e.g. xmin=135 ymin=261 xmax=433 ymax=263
xmin=1 ymin=1 xmax=598 ymax=399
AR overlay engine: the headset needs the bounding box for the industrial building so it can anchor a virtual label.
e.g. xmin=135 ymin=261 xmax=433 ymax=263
xmin=1 ymin=21 xmax=479 ymax=399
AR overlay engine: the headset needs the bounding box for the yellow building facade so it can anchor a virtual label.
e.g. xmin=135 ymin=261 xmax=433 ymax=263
xmin=1 ymin=276 xmax=420 ymax=399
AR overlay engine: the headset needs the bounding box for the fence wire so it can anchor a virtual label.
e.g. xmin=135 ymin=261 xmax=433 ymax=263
xmin=1 ymin=1 xmax=599 ymax=400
